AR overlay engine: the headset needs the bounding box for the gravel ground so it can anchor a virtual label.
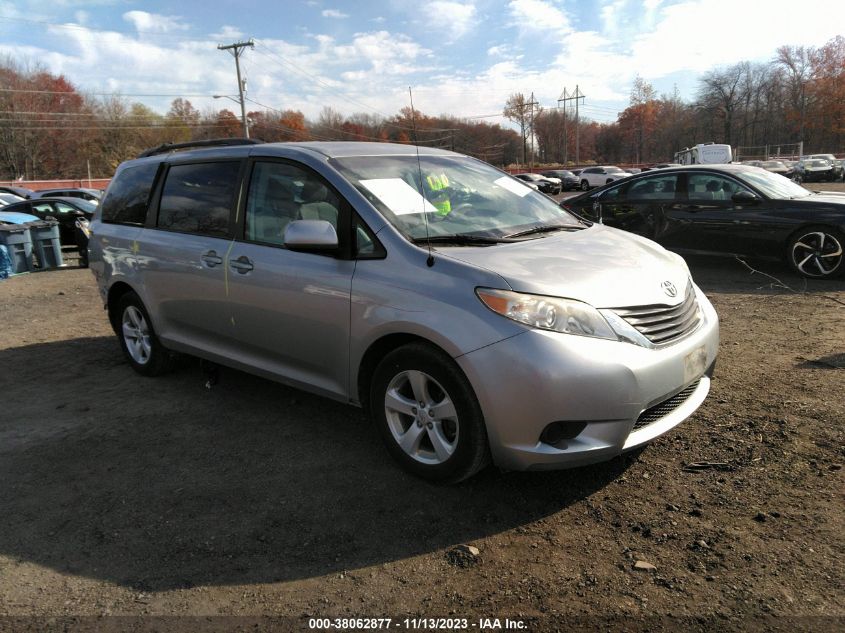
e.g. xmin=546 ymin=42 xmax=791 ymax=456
xmin=0 ymin=201 xmax=843 ymax=632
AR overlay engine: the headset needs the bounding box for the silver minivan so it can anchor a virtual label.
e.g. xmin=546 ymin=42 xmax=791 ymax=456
xmin=89 ymin=140 xmax=719 ymax=482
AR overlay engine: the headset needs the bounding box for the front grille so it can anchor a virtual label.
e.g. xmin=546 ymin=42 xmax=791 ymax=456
xmin=612 ymin=284 xmax=701 ymax=345
xmin=633 ymin=380 xmax=701 ymax=431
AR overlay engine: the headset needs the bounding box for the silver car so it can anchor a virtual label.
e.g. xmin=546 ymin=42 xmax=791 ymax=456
xmin=89 ymin=141 xmax=719 ymax=482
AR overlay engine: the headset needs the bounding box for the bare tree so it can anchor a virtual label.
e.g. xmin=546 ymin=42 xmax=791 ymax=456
xmin=697 ymin=63 xmax=747 ymax=145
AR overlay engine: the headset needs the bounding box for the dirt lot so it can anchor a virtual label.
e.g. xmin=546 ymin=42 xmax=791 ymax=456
xmin=1 ymin=224 xmax=844 ymax=631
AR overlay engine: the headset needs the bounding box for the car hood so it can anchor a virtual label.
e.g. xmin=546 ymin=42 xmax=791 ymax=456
xmin=798 ymin=192 xmax=845 ymax=203
xmin=439 ymin=224 xmax=690 ymax=308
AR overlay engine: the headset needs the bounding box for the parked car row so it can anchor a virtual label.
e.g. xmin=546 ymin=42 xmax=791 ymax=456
xmin=0 ymin=186 xmax=102 ymax=202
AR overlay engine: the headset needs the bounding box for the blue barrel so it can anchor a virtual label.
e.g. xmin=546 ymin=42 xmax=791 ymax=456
xmin=28 ymin=220 xmax=64 ymax=269
xmin=0 ymin=224 xmax=34 ymax=274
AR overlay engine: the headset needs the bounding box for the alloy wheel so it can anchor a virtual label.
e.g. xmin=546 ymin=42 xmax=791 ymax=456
xmin=383 ymin=370 xmax=459 ymax=465
xmin=791 ymin=231 xmax=844 ymax=277
xmin=122 ymin=305 xmax=152 ymax=365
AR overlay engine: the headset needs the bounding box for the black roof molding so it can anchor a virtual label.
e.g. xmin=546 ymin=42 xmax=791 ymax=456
xmin=137 ymin=138 xmax=264 ymax=158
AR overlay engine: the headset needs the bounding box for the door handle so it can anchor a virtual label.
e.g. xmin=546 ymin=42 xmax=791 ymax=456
xmin=229 ymin=255 xmax=254 ymax=274
xmin=201 ymin=251 xmax=223 ymax=267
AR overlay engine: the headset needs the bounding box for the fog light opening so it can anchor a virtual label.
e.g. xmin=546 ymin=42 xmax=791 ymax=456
xmin=539 ymin=421 xmax=588 ymax=447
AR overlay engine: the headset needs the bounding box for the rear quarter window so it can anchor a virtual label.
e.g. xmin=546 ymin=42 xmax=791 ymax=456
xmin=157 ymin=162 xmax=241 ymax=237
xmin=100 ymin=162 xmax=160 ymax=225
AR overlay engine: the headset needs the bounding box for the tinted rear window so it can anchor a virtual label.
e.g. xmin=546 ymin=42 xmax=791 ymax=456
xmin=157 ymin=162 xmax=240 ymax=237
xmin=100 ymin=162 xmax=159 ymax=225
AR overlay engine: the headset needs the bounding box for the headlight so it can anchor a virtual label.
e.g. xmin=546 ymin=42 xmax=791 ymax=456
xmin=476 ymin=288 xmax=617 ymax=340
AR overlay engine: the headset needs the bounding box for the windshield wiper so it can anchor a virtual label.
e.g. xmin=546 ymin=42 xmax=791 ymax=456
xmin=505 ymin=224 xmax=580 ymax=239
xmin=412 ymin=234 xmax=516 ymax=246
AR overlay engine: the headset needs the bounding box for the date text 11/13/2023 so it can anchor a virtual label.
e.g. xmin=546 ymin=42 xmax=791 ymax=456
xmin=307 ymin=617 xmax=527 ymax=629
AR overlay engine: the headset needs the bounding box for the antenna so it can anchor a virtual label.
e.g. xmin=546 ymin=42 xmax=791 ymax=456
xmin=409 ymin=86 xmax=434 ymax=267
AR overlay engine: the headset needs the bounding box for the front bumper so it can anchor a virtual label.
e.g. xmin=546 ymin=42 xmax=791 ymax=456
xmin=456 ymin=286 xmax=719 ymax=471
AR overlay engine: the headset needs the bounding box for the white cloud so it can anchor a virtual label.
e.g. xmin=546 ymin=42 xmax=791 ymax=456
xmin=209 ymin=25 xmax=245 ymax=40
xmin=331 ymin=31 xmax=432 ymax=74
xmin=321 ymin=9 xmax=349 ymax=18
xmin=426 ymin=1 xmax=477 ymax=40
xmin=123 ymin=11 xmax=189 ymax=33
xmin=508 ymin=0 xmax=572 ymax=33
xmin=600 ymin=0 xmax=628 ymax=36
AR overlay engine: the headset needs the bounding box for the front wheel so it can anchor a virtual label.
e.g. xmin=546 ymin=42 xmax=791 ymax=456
xmin=787 ymin=226 xmax=845 ymax=278
xmin=115 ymin=291 xmax=174 ymax=375
xmin=370 ymin=343 xmax=490 ymax=483
xmin=792 ymin=173 xmax=803 ymax=184
xmin=580 ymin=180 xmax=589 ymax=191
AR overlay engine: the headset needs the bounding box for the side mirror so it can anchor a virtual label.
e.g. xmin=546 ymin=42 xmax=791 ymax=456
xmin=592 ymin=199 xmax=603 ymax=224
xmin=731 ymin=190 xmax=759 ymax=204
xmin=284 ymin=219 xmax=338 ymax=251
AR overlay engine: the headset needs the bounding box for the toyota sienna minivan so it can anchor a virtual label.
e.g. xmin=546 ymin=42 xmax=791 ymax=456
xmin=89 ymin=140 xmax=719 ymax=483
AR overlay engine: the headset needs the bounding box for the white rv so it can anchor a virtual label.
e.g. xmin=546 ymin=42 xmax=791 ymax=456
xmin=674 ymin=143 xmax=732 ymax=165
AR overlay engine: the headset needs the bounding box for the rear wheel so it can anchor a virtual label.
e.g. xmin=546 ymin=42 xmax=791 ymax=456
xmin=115 ymin=291 xmax=173 ymax=375
xmin=787 ymin=226 xmax=845 ymax=279
xmin=792 ymin=173 xmax=803 ymax=184
xmin=370 ymin=343 xmax=490 ymax=483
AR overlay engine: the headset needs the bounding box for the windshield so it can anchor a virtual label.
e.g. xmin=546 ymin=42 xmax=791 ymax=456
xmin=737 ymin=168 xmax=811 ymax=199
xmin=762 ymin=161 xmax=785 ymax=169
xmin=806 ymin=160 xmax=830 ymax=167
xmin=331 ymin=154 xmax=583 ymax=240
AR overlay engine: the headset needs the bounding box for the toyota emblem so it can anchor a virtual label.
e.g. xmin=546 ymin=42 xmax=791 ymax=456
xmin=662 ymin=281 xmax=678 ymax=297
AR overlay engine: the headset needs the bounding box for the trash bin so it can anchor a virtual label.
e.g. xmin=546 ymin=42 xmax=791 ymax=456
xmin=0 ymin=244 xmax=11 ymax=279
xmin=0 ymin=224 xmax=34 ymax=274
xmin=28 ymin=220 xmax=64 ymax=269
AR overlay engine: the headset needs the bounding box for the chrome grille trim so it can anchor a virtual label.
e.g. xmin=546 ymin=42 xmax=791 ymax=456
xmin=612 ymin=284 xmax=701 ymax=345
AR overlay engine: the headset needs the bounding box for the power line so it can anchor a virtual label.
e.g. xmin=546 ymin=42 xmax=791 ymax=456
xmin=0 ymin=87 xmax=215 ymax=98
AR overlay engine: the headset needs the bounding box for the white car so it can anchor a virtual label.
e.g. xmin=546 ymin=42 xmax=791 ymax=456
xmin=578 ymin=166 xmax=632 ymax=190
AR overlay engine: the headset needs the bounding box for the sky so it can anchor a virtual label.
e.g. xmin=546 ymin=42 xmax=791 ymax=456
xmin=1 ymin=0 xmax=843 ymax=129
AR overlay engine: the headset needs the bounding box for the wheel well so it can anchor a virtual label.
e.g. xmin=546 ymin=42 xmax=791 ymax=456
xmin=106 ymin=282 xmax=135 ymax=333
xmin=786 ymin=223 xmax=845 ymax=249
xmin=357 ymin=334 xmax=449 ymax=414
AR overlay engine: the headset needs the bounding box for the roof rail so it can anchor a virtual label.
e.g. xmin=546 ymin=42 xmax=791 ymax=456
xmin=137 ymin=137 xmax=264 ymax=158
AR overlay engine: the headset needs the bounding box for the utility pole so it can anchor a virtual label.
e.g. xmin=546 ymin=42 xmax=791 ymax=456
xmin=558 ymin=87 xmax=569 ymax=164
xmin=574 ymin=85 xmax=585 ymax=165
xmin=558 ymin=86 xmax=584 ymax=164
xmin=217 ymin=39 xmax=254 ymax=138
xmin=527 ymin=92 xmax=538 ymax=168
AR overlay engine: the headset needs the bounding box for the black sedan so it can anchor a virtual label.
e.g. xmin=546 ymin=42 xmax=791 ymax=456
xmin=30 ymin=187 xmax=102 ymax=202
xmin=1 ymin=197 xmax=97 ymax=244
xmin=561 ymin=164 xmax=845 ymax=279
xmin=541 ymin=169 xmax=581 ymax=191
xmin=0 ymin=185 xmax=34 ymax=199
xmin=513 ymin=173 xmax=561 ymax=194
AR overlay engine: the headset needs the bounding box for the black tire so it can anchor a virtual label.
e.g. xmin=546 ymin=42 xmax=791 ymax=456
xmin=786 ymin=226 xmax=845 ymax=279
xmin=370 ymin=343 xmax=490 ymax=483
xmin=580 ymin=180 xmax=589 ymax=191
xmin=792 ymin=173 xmax=803 ymax=184
xmin=115 ymin=291 xmax=174 ymax=376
